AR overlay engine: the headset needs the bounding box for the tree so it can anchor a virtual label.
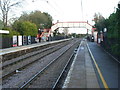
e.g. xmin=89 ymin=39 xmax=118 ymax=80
xmin=106 ymin=13 xmax=117 ymax=38
xmin=2 ymin=27 xmax=19 ymax=37
xmin=93 ymin=13 xmax=106 ymax=32
xmin=63 ymin=28 xmax=69 ymax=36
xmin=19 ymin=11 xmax=53 ymax=29
xmin=93 ymin=4 xmax=120 ymax=59
xmin=117 ymin=2 xmax=120 ymax=37
xmin=12 ymin=21 xmax=38 ymax=36
xmin=53 ymin=29 xmax=59 ymax=36
xmin=0 ymin=19 xmax=3 ymax=29
xmin=0 ymin=0 xmax=22 ymax=27
xmin=42 ymin=12 xmax=53 ymax=28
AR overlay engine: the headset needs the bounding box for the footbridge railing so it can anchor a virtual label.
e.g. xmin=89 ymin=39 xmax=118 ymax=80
xmin=51 ymin=21 xmax=92 ymax=32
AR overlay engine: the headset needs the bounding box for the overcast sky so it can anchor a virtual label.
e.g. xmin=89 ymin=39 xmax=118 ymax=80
xmin=18 ymin=0 xmax=119 ymax=24
xmin=14 ymin=0 xmax=119 ymax=34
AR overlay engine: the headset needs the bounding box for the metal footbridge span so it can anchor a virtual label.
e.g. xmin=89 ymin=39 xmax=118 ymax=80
xmin=51 ymin=21 xmax=92 ymax=31
xmin=39 ymin=21 xmax=93 ymax=41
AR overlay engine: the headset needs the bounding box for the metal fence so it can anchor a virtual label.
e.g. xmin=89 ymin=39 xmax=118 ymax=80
xmin=0 ymin=36 xmax=36 ymax=49
xmin=87 ymin=33 xmax=119 ymax=61
xmin=0 ymin=36 xmax=12 ymax=49
xmin=100 ymin=36 xmax=119 ymax=60
xmin=0 ymin=35 xmax=69 ymax=49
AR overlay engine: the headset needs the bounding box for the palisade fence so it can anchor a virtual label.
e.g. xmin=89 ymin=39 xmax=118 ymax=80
xmin=0 ymin=36 xmax=37 ymax=49
xmin=0 ymin=35 xmax=69 ymax=49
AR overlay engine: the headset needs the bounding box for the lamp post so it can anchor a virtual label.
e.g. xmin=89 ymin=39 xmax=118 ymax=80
xmin=118 ymin=1 xmax=120 ymax=9
xmin=38 ymin=29 xmax=42 ymax=42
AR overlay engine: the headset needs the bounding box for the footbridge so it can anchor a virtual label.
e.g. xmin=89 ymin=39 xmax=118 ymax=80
xmin=39 ymin=21 xmax=93 ymax=41
xmin=51 ymin=21 xmax=92 ymax=32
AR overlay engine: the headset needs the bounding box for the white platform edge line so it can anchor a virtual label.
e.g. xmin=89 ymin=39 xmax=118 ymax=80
xmin=62 ymin=40 xmax=83 ymax=88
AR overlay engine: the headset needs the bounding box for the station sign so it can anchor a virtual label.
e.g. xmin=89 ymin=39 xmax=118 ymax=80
xmin=28 ymin=36 xmax=31 ymax=44
xmin=23 ymin=36 xmax=27 ymax=45
xmin=13 ymin=36 xmax=17 ymax=47
xmin=18 ymin=36 xmax=22 ymax=46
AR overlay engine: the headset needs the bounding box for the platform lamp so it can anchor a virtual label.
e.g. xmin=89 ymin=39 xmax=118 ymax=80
xmin=38 ymin=29 xmax=41 ymax=42
xmin=103 ymin=28 xmax=107 ymax=32
xmin=118 ymin=1 xmax=120 ymax=9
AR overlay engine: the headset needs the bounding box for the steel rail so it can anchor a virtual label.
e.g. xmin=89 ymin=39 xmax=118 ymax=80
xmin=18 ymin=40 xmax=79 ymax=89
xmin=52 ymin=41 xmax=80 ymax=89
xmin=2 ymin=41 xmax=69 ymax=68
xmin=52 ymin=53 xmax=75 ymax=89
xmin=2 ymin=41 xmax=70 ymax=79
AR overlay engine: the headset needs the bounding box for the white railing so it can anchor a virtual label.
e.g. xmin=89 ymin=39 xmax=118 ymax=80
xmin=51 ymin=21 xmax=92 ymax=32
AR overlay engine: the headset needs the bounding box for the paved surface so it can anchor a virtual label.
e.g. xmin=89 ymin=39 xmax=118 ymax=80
xmin=63 ymin=39 xmax=119 ymax=89
xmin=63 ymin=40 xmax=99 ymax=88
xmin=88 ymin=42 xmax=119 ymax=88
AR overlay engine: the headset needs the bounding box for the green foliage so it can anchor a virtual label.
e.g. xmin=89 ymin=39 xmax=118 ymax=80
xmin=93 ymin=13 xmax=106 ymax=32
xmin=71 ymin=33 xmax=76 ymax=37
xmin=106 ymin=13 xmax=118 ymax=38
xmin=43 ymin=12 xmax=53 ymax=28
xmin=18 ymin=11 xmax=52 ymax=29
xmin=111 ymin=44 xmax=119 ymax=56
xmin=12 ymin=21 xmax=37 ymax=36
xmin=2 ymin=27 xmax=20 ymax=37
xmin=11 ymin=10 xmax=52 ymax=37
xmin=12 ymin=21 xmax=23 ymax=35
xmin=93 ymin=6 xmax=120 ymax=58
xmin=0 ymin=20 xmax=4 ymax=29
xmin=53 ymin=29 xmax=59 ymax=36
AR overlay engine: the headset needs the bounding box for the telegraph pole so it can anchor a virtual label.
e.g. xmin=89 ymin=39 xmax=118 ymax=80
xmin=81 ymin=0 xmax=83 ymax=20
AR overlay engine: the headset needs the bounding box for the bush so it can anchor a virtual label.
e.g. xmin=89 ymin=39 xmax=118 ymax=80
xmin=94 ymin=6 xmax=120 ymax=59
xmin=13 ymin=21 xmax=38 ymax=36
xmin=111 ymin=44 xmax=120 ymax=56
xmin=2 ymin=27 xmax=19 ymax=37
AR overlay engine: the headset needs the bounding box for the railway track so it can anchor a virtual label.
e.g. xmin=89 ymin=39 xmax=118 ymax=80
xmin=2 ymin=40 xmax=71 ymax=79
xmin=19 ymin=39 xmax=80 ymax=89
xmin=52 ymin=53 xmax=75 ymax=89
xmin=2 ymin=38 xmax=81 ymax=88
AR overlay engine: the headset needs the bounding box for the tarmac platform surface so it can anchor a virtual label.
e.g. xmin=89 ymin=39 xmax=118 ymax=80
xmin=63 ymin=39 xmax=119 ymax=89
xmin=63 ymin=40 xmax=99 ymax=88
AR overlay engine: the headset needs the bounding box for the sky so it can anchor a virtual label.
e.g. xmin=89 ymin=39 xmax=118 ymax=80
xmin=18 ymin=0 xmax=119 ymax=23
xmin=12 ymin=0 xmax=120 ymax=34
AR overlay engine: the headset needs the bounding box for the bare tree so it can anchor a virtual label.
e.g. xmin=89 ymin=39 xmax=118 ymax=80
xmin=63 ymin=28 xmax=69 ymax=36
xmin=0 ymin=0 xmax=23 ymax=27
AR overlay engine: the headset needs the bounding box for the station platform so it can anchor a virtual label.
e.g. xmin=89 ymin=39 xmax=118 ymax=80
xmin=88 ymin=42 xmax=119 ymax=88
xmin=0 ymin=39 xmax=71 ymax=56
xmin=63 ymin=40 xmax=99 ymax=88
xmin=0 ymin=39 xmax=71 ymax=62
xmin=63 ymin=39 xmax=119 ymax=89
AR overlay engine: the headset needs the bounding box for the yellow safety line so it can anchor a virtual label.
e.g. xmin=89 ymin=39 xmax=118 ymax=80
xmin=87 ymin=43 xmax=109 ymax=90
